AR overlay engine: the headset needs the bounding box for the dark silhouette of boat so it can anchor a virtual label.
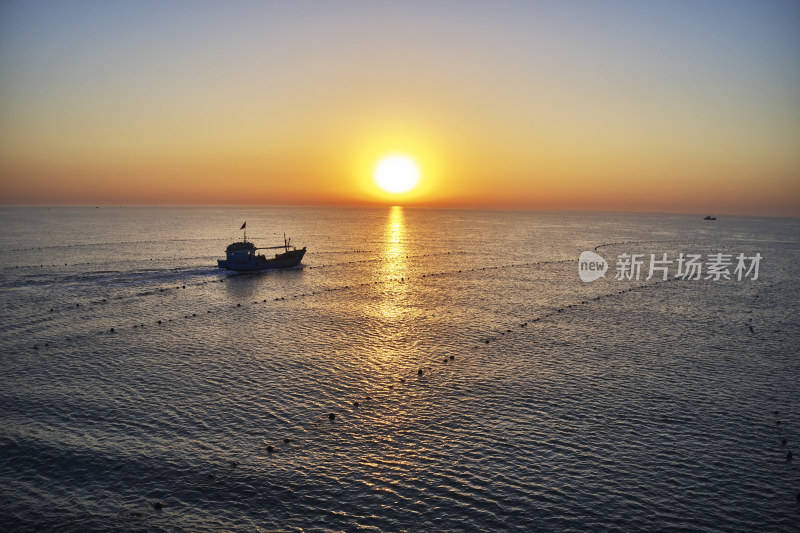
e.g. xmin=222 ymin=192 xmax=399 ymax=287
xmin=218 ymin=225 xmax=305 ymax=271
xmin=703 ymin=215 xmax=716 ymax=220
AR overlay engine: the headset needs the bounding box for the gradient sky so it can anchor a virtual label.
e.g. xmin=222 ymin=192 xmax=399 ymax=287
xmin=1 ymin=1 xmax=798 ymax=215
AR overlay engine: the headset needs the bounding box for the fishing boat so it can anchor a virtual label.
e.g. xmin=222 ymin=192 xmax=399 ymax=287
xmin=703 ymin=215 xmax=716 ymax=220
xmin=218 ymin=223 xmax=306 ymax=271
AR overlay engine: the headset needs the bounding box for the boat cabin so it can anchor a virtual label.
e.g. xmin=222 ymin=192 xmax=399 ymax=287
xmin=225 ymin=241 xmax=260 ymax=261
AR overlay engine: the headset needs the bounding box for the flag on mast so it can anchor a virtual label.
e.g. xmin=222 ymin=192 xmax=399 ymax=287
xmin=240 ymin=222 xmax=246 ymax=230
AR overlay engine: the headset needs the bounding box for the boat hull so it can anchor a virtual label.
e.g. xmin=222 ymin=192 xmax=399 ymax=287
xmin=218 ymin=248 xmax=306 ymax=271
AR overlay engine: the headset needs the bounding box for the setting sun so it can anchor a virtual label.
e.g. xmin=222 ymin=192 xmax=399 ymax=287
xmin=374 ymin=155 xmax=420 ymax=194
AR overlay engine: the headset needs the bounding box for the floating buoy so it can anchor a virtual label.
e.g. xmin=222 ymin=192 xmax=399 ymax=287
xmin=152 ymin=501 xmax=164 ymax=510
xmin=450 ymin=355 xmax=454 ymax=360
xmin=283 ymin=438 xmax=291 ymax=443
xmin=418 ymin=369 xmax=423 ymax=375
xmin=353 ymin=401 xmax=360 ymax=407
xmin=207 ymin=473 xmax=215 ymax=479
xmin=328 ymin=413 xmax=336 ymax=420
xmin=110 ymin=328 xmax=115 ymax=332
xmin=267 ymin=446 xmax=274 ymax=453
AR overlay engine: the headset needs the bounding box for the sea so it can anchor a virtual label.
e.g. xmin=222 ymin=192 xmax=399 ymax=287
xmin=1 ymin=206 xmax=798 ymax=532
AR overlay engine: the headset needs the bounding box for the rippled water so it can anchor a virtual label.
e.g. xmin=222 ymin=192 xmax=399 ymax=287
xmin=1 ymin=206 xmax=799 ymax=532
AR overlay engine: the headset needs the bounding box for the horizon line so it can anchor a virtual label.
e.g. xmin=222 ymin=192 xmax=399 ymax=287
xmin=0 ymin=202 xmax=797 ymax=220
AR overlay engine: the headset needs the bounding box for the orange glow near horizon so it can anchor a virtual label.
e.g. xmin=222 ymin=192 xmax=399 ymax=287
xmin=0 ymin=3 xmax=798 ymax=216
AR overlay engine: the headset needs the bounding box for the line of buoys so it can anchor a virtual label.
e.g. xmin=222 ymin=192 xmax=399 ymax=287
xmin=475 ymin=276 xmax=688 ymax=347
xmin=255 ymin=350 xmax=463 ymax=461
xmin=38 ymin=258 xmax=561 ymax=337
xmin=772 ymin=408 xmax=797 ymax=501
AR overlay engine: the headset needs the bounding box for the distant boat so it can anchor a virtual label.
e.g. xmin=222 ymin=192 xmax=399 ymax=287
xmin=218 ymin=225 xmax=306 ymax=271
xmin=703 ymin=215 xmax=716 ymax=220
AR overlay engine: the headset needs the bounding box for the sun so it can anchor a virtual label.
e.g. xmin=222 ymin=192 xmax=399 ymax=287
xmin=374 ymin=155 xmax=420 ymax=194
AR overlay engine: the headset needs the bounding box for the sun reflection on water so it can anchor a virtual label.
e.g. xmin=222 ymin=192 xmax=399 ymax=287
xmin=378 ymin=206 xmax=408 ymax=320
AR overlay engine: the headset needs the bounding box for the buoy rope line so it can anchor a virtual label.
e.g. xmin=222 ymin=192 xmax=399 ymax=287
xmin=4 ymin=249 xmax=470 ymax=271
xmin=32 ymin=258 xmax=576 ymax=319
xmin=27 ymin=260 xmax=775 ymax=350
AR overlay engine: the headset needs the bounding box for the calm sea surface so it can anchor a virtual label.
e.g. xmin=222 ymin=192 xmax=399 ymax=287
xmin=1 ymin=206 xmax=798 ymax=532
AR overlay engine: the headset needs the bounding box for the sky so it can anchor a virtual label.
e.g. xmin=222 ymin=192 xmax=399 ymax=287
xmin=1 ymin=0 xmax=798 ymax=216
